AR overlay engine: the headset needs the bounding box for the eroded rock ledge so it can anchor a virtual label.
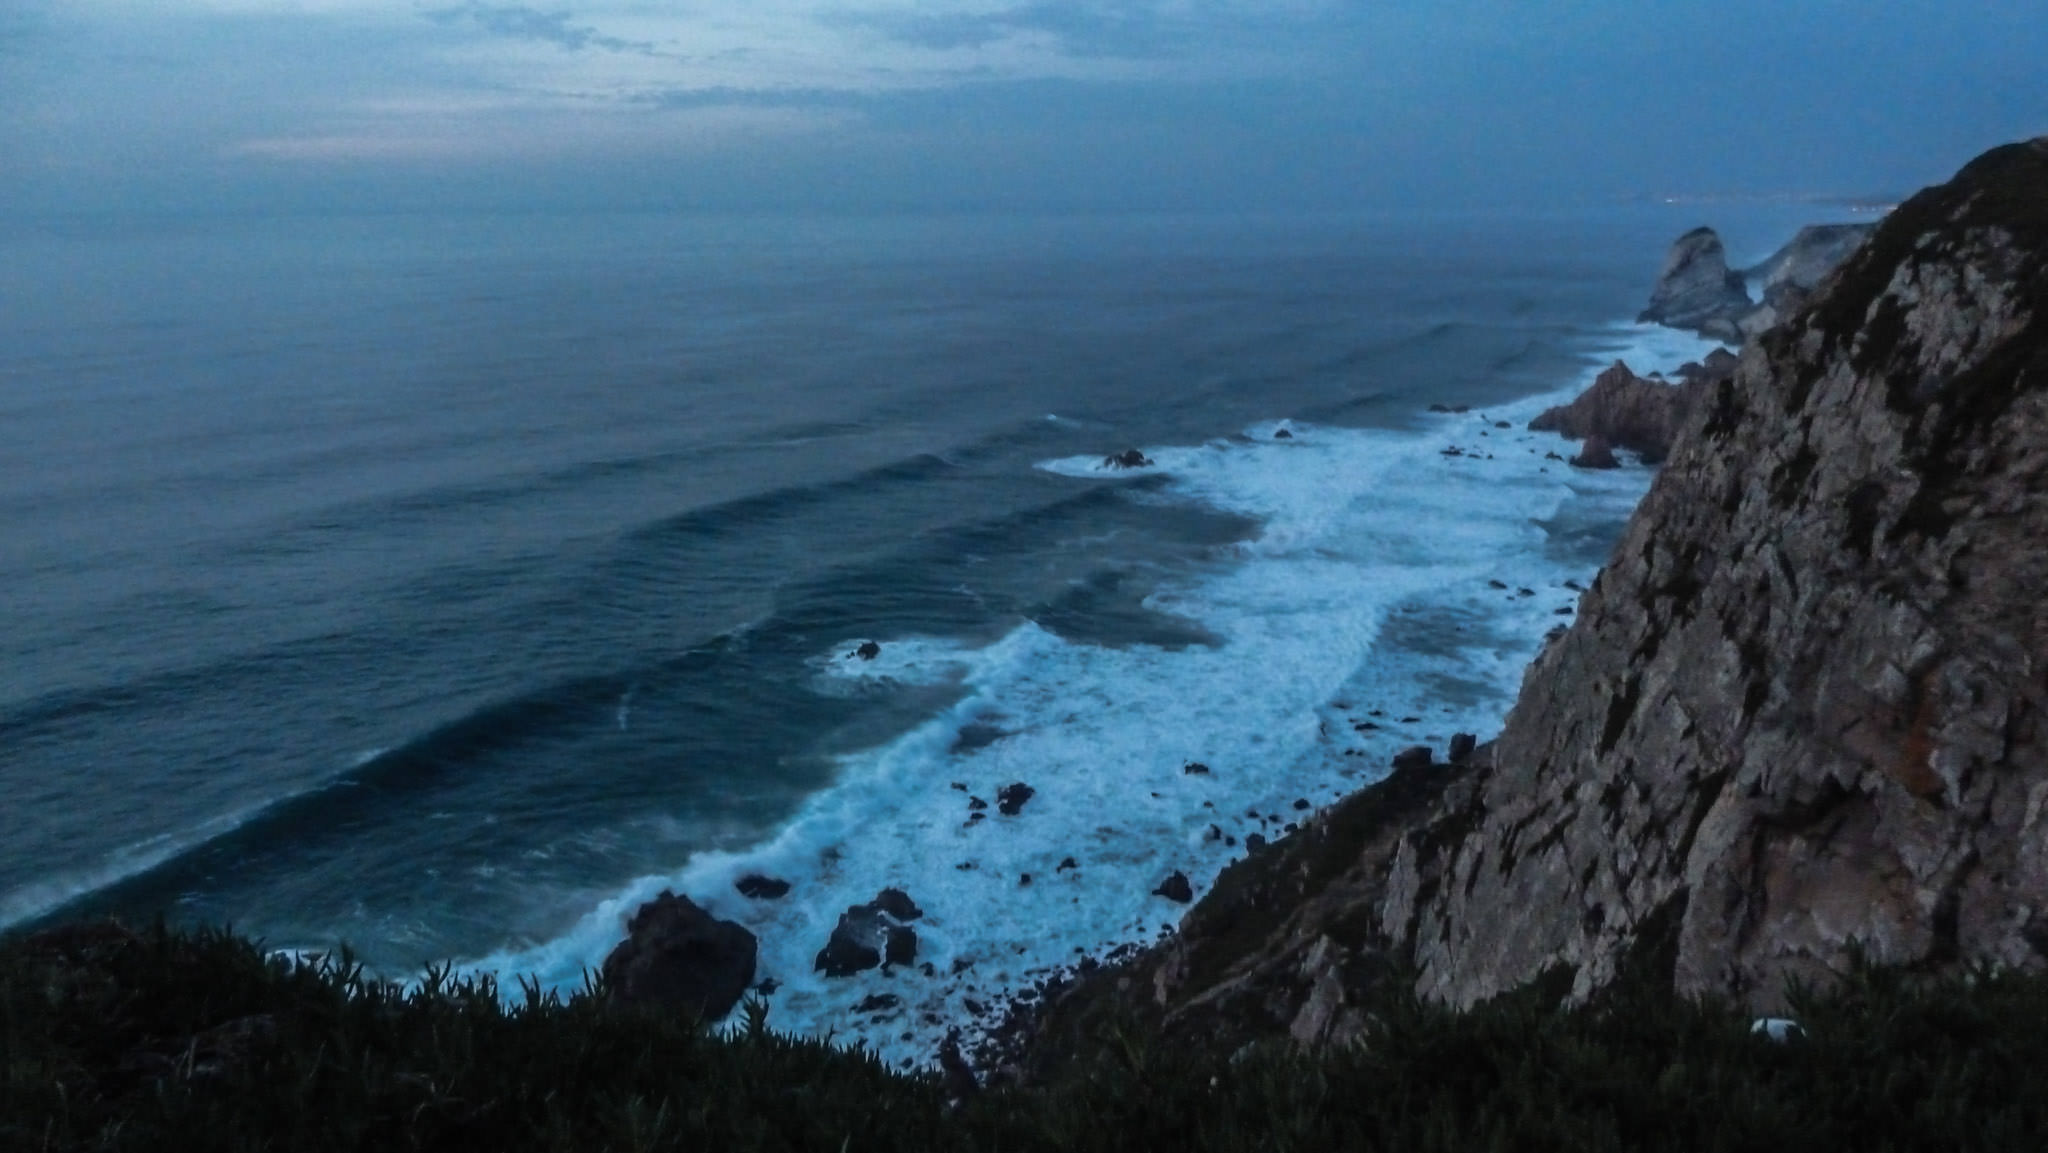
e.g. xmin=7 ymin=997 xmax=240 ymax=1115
xmin=1010 ymin=138 xmax=2048 ymax=1071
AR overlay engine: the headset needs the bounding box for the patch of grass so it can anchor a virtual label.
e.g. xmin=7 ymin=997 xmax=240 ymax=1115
xmin=7 ymin=920 xmax=2048 ymax=1151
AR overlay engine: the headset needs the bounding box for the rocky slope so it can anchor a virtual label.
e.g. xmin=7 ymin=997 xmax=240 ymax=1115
xmin=1010 ymin=139 xmax=2048 ymax=1070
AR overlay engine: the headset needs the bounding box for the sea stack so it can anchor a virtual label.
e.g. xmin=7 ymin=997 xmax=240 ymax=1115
xmin=1636 ymin=227 xmax=1755 ymax=341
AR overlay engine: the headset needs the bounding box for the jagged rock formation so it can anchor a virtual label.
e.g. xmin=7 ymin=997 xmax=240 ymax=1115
xmin=1529 ymin=360 xmax=1728 ymax=465
xmin=1638 ymin=227 xmax=1756 ymax=341
xmin=1011 ymin=139 xmax=2048 ymax=1069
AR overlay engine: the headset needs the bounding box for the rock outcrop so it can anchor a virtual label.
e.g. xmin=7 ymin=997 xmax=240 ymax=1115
xmin=1529 ymin=360 xmax=1713 ymax=465
xmin=1638 ymin=227 xmax=1756 ymax=341
xmin=1011 ymin=138 xmax=2048 ymax=1069
xmin=601 ymin=891 xmax=757 ymax=1022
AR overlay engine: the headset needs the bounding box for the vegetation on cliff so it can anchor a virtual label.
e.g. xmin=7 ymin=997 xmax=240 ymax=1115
xmin=9 ymin=919 xmax=2048 ymax=1151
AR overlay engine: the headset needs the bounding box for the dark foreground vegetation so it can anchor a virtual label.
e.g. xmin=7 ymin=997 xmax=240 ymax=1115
xmin=7 ymin=921 xmax=2047 ymax=1152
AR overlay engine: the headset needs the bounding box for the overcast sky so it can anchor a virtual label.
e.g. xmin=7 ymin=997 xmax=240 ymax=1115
xmin=3 ymin=1 xmax=2043 ymax=214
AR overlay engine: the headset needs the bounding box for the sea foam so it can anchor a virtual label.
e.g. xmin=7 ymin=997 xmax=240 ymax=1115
xmin=464 ymin=323 xmax=1724 ymax=1070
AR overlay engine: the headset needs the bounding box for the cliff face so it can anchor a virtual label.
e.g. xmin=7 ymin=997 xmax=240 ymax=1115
xmin=1011 ymin=140 xmax=2048 ymax=1069
xmin=1405 ymin=138 xmax=2048 ymax=1010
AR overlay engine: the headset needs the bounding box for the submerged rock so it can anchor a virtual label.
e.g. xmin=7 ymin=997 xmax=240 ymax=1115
xmin=1153 ymin=872 xmax=1194 ymax=903
xmin=735 ymin=874 xmax=791 ymax=900
xmin=1102 ymin=449 xmax=1153 ymax=469
xmin=602 ymin=891 xmax=757 ymax=1023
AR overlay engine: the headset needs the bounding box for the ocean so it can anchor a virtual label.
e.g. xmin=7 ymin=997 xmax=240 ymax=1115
xmin=0 ymin=204 xmax=1823 ymax=1068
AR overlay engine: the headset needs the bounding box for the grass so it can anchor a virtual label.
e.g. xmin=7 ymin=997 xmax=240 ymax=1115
xmin=7 ymin=919 xmax=2048 ymax=1151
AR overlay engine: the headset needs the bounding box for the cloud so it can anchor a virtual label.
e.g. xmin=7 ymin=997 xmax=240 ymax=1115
xmin=825 ymin=2 xmax=1196 ymax=60
xmin=421 ymin=2 xmax=659 ymax=55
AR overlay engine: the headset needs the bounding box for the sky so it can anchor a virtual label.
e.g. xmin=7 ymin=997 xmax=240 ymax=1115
xmin=1 ymin=1 xmax=2043 ymax=215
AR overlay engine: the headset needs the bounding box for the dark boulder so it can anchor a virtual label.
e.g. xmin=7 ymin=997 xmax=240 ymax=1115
xmin=1103 ymin=449 xmax=1153 ymax=469
xmin=852 ymin=640 xmax=882 ymax=660
xmin=1273 ymin=428 xmax=1293 ymax=439
xmin=735 ymin=874 xmax=791 ymax=900
xmin=1153 ymin=872 xmax=1195 ymax=903
xmin=601 ymin=891 xmax=757 ymax=1023
xmin=1447 ymin=733 xmax=1478 ymax=764
xmin=869 ymin=887 xmax=924 ymax=922
xmin=1183 ymin=761 xmax=1211 ymax=775
xmin=1392 ymin=745 xmax=1433 ymax=771
xmin=997 ymin=782 xmax=1036 ymax=816
xmin=815 ymin=904 xmax=920 ymax=978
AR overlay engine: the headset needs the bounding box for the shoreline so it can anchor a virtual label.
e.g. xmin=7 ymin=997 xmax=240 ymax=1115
xmin=464 ymin=316 xmax=1727 ymax=1070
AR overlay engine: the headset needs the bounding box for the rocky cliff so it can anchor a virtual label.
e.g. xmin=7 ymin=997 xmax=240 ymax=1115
xmin=1011 ymin=139 xmax=2048 ymax=1069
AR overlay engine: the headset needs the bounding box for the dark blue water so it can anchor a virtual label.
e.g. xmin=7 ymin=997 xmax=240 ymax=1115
xmin=0 ymin=204 xmax=1826 ymax=1058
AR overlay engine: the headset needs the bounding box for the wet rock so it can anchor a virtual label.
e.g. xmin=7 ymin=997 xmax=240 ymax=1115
xmin=814 ymin=891 xmax=923 ymax=977
xmin=1570 ymin=435 xmax=1620 ymax=469
xmin=1153 ymin=872 xmax=1195 ymax=903
xmin=735 ymin=874 xmax=791 ymax=900
xmin=870 ymin=888 xmax=924 ymax=921
xmin=997 ymin=782 xmax=1036 ymax=816
xmin=855 ymin=993 xmax=902 ymax=1013
xmin=1447 ymin=733 xmax=1477 ymax=764
xmin=602 ymin=891 xmax=758 ymax=1022
xmin=1103 ymin=449 xmax=1153 ymax=469
xmin=1292 ymin=798 xmax=1311 ymax=811
xmin=852 ymin=640 xmax=881 ymax=660
xmin=1057 ymin=857 xmax=1078 ymax=872
xmin=1274 ymin=428 xmax=1293 ymax=439
xmin=967 ymin=796 xmax=988 ymax=811
xmin=1244 ymin=833 xmax=1267 ymax=851
xmin=1488 ymin=579 xmax=1508 ymax=589
xmin=1183 ymin=761 xmax=1211 ymax=775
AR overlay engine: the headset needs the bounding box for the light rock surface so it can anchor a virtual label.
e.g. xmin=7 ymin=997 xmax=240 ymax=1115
xmin=1638 ymin=227 xmax=1757 ymax=341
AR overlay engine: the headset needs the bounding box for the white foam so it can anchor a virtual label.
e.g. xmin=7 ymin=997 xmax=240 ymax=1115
xmin=464 ymin=323 xmax=1704 ymax=1070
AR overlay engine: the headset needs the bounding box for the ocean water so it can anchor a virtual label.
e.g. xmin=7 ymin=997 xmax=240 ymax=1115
xmin=0 ymin=205 xmax=1810 ymax=1068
